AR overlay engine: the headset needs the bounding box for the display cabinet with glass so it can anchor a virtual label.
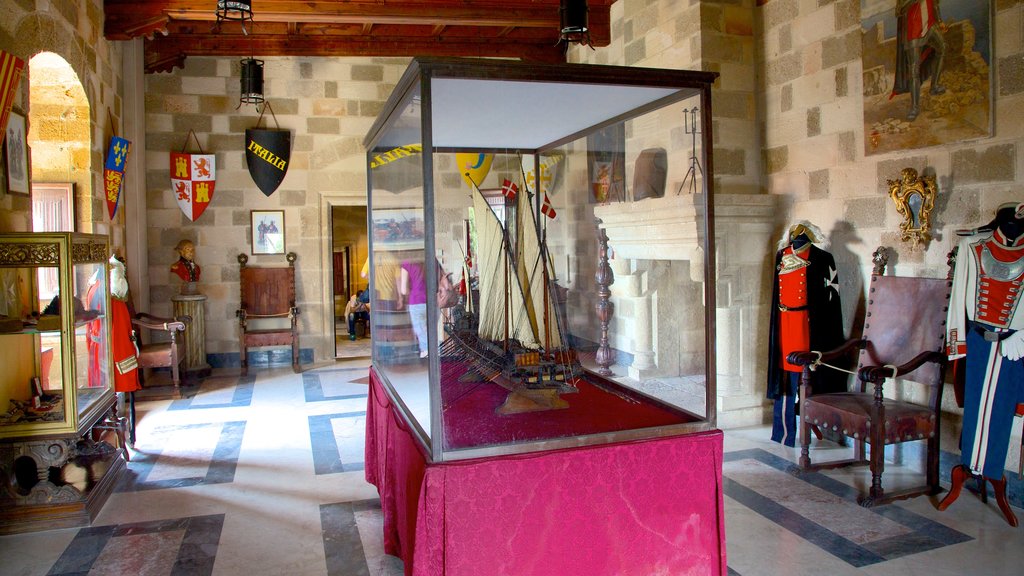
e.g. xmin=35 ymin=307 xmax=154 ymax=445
xmin=0 ymin=232 xmax=125 ymax=533
xmin=365 ymin=58 xmax=719 ymax=462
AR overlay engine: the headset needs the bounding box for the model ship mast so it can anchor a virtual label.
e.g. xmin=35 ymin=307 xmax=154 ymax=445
xmin=444 ymin=172 xmax=579 ymax=413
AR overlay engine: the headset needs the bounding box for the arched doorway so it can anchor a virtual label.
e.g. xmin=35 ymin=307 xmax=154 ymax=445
xmin=28 ymin=52 xmax=91 ymax=233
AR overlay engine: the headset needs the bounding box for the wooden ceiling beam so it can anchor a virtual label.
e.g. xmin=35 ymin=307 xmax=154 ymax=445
xmin=105 ymin=0 xmax=614 ymax=71
xmin=145 ymin=36 xmax=566 ymax=73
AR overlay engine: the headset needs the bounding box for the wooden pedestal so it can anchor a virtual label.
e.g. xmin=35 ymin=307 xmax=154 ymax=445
xmin=172 ymin=293 xmax=211 ymax=380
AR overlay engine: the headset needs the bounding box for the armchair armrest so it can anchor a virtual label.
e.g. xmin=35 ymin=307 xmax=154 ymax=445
xmin=132 ymin=312 xmax=189 ymax=333
xmin=858 ymin=351 xmax=945 ymax=384
xmin=787 ymin=337 xmax=867 ymax=368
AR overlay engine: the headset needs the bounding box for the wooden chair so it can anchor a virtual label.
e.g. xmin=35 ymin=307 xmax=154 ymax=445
xmin=237 ymin=252 xmax=300 ymax=375
xmin=789 ymin=247 xmax=952 ymax=506
xmin=132 ymin=312 xmax=190 ymax=396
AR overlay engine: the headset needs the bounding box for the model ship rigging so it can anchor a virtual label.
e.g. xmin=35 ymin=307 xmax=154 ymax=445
xmin=442 ymin=171 xmax=582 ymax=414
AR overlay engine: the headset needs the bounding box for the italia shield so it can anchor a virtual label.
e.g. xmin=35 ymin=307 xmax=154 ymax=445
xmin=245 ymin=128 xmax=290 ymax=197
xmin=171 ymin=152 xmax=216 ymax=221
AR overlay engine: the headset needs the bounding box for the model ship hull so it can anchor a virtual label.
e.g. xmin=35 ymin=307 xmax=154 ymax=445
xmin=442 ymin=306 xmax=580 ymax=414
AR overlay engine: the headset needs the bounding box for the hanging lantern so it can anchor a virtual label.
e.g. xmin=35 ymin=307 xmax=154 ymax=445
xmin=240 ymin=57 xmax=265 ymax=105
xmin=559 ymin=0 xmax=591 ymax=46
xmin=216 ymin=0 xmax=254 ymax=34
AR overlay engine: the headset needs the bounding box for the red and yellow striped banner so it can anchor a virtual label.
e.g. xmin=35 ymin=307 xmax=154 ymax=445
xmin=0 ymin=50 xmax=25 ymax=138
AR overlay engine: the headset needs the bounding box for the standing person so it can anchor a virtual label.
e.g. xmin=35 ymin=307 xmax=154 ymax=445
xmin=398 ymin=258 xmax=428 ymax=358
xmin=766 ymin=221 xmax=845 ymax=446
xmin=892 ymin=0 xmax=947 ymax=121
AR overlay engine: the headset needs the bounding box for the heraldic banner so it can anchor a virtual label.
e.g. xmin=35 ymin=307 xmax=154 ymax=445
xmin=245 ymin=128 xmax=290 ymax=197
xmin=171 ymin=152 xmax=216 ymax=221
xmin=104 ymin=136 xmax=130 ymax=219
xmin=0 ymin=50 xmax=25 ymax=147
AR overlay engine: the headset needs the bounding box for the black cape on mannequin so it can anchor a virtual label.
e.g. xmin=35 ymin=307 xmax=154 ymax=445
xmin=766 ymin=242 xmax=846 ymax=400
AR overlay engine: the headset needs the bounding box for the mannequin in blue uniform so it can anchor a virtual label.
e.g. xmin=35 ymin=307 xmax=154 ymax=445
xmin=939 ymin=203 xmax=1024 ymax=527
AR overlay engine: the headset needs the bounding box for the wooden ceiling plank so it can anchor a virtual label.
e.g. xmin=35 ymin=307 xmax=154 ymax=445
xmin=160 ymin=7 xmax=558 ymax=29
xmin=144 ymin=37 xmax=565 ymax=72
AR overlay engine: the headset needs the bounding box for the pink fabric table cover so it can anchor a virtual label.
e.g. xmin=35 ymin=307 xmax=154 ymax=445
xmin=365 ymin=368 xmax=727 ymax=576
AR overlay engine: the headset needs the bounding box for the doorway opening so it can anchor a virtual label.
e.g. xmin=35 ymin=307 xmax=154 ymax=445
xmin=28 ymin=52 xmax=91 ymax=232
xmin=332 ymin=205 xmax=369 ymax=358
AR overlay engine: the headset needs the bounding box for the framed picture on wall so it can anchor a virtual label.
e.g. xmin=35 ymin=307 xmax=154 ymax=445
xmin=4 ymin=111 xmax=29 ymax=195
xmin=251 ymin=209 xmax=285 ymax=255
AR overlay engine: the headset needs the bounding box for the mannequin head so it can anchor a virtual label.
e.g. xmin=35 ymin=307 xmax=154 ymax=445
xmin=175 ymin=239 xmax=196 ymax=262
xmin=109 ymin=254 xmax=129 ymax=299
xmin=994 ymin=202 xmax=1024 ymax=241
xmin=788 ymin=223 xmax=817 ymax=250
xmin=791 ymin=232 xmax=812 ymax=249
xmin=777 ymin=220 xmax=828 ymax=252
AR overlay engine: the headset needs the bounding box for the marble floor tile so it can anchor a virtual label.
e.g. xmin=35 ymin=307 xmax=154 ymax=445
xmin=0 ymin=363 xmax=1020 ymax=576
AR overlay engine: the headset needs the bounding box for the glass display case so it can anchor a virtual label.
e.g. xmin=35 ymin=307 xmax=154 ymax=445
xmin=0 ymin=232 xmax=122 ymax=534
xmin=365 ymin=58 xmax=718 ymax=462
xmin=0 ymin=232 xmax=115 ymax=439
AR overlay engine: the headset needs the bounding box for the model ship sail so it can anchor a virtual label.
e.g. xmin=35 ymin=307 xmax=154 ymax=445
xmin=444 ymin=178 xmax=580 ymax=414
xmin=515 ymin=179 xmax=562 ymax=350
xmin=473 ymin=191 xmax=538 ymax=349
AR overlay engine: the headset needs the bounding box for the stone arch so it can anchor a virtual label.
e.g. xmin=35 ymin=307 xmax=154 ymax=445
xmin=12 ymin=12 xmax=100 ymax=229
xmin=28 ymin=51 xmax=92 ymax=229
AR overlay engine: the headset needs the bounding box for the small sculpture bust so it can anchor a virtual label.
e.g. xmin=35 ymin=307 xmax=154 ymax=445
xmin=170 ymin=239 xmax=201 ymax=290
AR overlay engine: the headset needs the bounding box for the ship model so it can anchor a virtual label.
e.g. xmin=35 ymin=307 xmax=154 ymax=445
xmin=441 ymin=175 xmax=582 ymax=414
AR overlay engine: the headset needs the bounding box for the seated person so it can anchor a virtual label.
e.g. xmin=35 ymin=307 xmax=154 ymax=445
xmin=344 ymin=290 xmax=370 ymax=340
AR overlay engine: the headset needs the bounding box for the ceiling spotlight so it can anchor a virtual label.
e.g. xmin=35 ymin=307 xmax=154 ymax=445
xmin=216 ymin=0 xmax=253 ymax=35
xmin=559 ymin=0 xmax=592 ymax=47
xmin=239 ymin=57 xmax=264 ymax=106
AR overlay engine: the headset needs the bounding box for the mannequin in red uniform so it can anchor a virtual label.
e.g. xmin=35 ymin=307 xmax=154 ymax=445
xmin=109 ymin=254 xmax=140 ymax=394
xmin=767 ymin=222 xmax=845 ymax=446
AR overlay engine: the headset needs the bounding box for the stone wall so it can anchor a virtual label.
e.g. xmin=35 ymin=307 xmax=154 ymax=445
xmin=0 ymin=0 xmax=126 ymax=248
xmin=569 ymin=1 xmax=776 ymax=427
xmin=142 ymin=56 xmax=410 ymax=365
xmin=759 ymin=0 xmax=1023 ymax=466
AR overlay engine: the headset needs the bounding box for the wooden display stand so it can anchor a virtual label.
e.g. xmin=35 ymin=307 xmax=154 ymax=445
xmin=172 ymin=292 xmax=211 ymax=380
xmin=0 ymin=429 xmax=126 ymax=534
xmin=0 ymin=233 xmax=126 ymax=533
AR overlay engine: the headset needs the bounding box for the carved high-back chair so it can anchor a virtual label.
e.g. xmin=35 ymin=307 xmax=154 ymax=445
xmin=237 ymin=252 xmax=300 ymax=375
xmin=789 ymin=247 xmax=952 ymax=506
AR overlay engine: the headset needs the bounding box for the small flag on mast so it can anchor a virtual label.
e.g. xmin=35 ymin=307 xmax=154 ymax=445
xmin=501 ymin=179 xmax=518 ymax=201
xmin=541 ymin=193 xmax=557 ymax=219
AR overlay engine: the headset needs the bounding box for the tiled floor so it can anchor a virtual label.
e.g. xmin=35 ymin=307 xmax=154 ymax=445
xmin=1 ymin=363 xmax=1021 ymax=576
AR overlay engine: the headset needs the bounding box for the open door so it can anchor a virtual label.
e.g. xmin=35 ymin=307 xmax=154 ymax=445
xmin=331 ymin=205 xmax=370 ymax=358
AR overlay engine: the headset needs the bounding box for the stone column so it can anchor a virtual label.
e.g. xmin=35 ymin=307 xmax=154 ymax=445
xmin=172 ymin=293 xmax=211 ymax=380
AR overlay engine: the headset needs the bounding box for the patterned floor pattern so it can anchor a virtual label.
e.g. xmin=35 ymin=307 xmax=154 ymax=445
xmin=0 ymin=365 xmax=1019 ymax=576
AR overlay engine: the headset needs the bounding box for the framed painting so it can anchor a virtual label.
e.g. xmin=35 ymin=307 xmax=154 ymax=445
xmin=251 ymin=209 xmax=285 ymax=255
xmin=372 ymin=208 xmax=424 ymax=251
xmin=861 ymin=1 xmax=992 ymax=156
xmin=4 ymin=110 xmax=28 ymax=194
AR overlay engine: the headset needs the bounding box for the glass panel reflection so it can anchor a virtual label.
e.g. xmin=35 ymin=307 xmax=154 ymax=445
xmin=75 ymin=261 xmax=108 ymax=418
xmin=369 ymin=88 xmax=432 ymax=440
